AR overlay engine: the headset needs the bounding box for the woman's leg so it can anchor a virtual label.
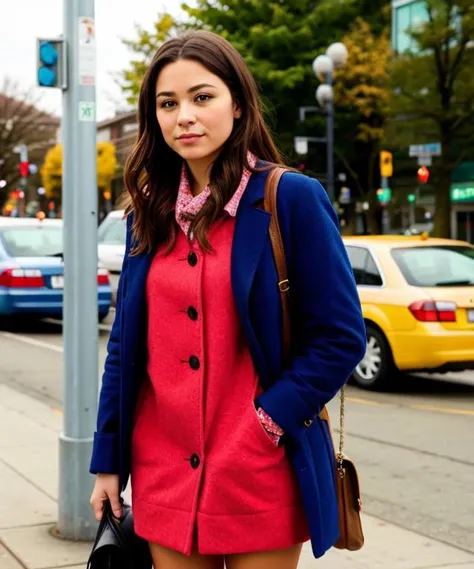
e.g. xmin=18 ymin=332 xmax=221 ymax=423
xmin=149 ymin=542 xmax=224 ymax=569
xmin=225 ymin=543 xmax=303 ymax=569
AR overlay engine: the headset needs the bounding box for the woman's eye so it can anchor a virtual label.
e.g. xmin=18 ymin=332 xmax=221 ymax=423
xmin=161 ymin=100 xmax=176 ymax=109
xmin=195 ymin=94 xmax=211 ymax=103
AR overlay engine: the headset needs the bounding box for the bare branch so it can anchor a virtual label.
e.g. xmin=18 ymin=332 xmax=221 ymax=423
xmin=426 ymin=2 xmax=446 ymax=88
xmin=334 ymin=147 xmax=366 ymax=197
xmin=447 ymin=37 xmax=469 ymax=93
xmin=396 ymin=89 xmax=442 ymax=123
xmin=0 ymin=77 xmax=59 ymax=197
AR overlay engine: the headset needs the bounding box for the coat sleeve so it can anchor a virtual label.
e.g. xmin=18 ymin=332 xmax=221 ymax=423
xmin=89 ymin=214 xmax=132 ymax=474
xmin=256 ymin=175 xmax=366 ymax=441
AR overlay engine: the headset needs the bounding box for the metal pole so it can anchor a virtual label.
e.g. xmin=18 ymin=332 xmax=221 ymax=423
xmin=14 ymin=144 xmax=28 ymax=216
xmin=58 ymin=0 xmax=98 ymax=540
xmin=381 ymin=175 xmax=391 ymax=234
xmin=326 ymin=70 xmax=335 ymax=203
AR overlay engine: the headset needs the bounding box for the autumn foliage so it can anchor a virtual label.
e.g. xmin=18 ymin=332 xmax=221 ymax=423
xmin=41 ymin=142 xmax=118 ymax=200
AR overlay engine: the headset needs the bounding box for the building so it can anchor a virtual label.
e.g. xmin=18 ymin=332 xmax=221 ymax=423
xmin=391 ymin=0 xmax=473 ymax=242
xmin=392 ymin=0 xmax=428 ymax=54
xmin=96 ymin=109 xmax=137 ymax=202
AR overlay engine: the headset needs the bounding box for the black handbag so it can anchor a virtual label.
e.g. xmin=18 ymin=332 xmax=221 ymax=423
xmin=87 ymin=500 xmax=152 ymax=569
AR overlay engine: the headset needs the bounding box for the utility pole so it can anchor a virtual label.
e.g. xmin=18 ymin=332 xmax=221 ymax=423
xmin=325 ymin=70 xmax=335 ymax=204
xmin=57 ymin=0 xmax=98 ymax=540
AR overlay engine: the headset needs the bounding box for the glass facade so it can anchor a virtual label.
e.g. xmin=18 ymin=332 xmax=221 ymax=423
xmin=392 ymin=0 xmax=428 ymax=53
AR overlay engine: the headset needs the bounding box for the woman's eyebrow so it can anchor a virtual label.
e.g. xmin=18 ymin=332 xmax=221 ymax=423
xmin=156 ymin=83 xmax=217 ymax=98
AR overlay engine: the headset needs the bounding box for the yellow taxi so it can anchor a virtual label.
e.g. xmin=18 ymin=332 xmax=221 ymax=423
xmin=343 ymin=235 xmax=474 ymax=389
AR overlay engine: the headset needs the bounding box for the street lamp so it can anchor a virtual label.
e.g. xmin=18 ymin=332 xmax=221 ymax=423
xmin=313 ymin=42 xmax=348 ymax=203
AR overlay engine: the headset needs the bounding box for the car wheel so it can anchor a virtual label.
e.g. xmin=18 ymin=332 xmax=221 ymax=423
xmin=351 ymin=325 xmax=395 ymax=390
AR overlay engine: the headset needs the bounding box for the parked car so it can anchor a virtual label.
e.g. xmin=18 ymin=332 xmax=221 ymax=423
xmin=98 ymin=209 xmax=126 ymax=273
xmin=0 ymin=217 xmax=112 ymax=325
xmin=390 ymin=222 xmax=434 ymax=236
xmin=343 ymin=234 xmax=474 ymax=390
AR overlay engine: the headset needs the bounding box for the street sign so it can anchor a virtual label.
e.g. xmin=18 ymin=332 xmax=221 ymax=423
xmin=78 ymin=101 xmax=95 ymax=121
xmin=294 ymin=137 xmax=308 ymax=155
xmin=451 ymin=185 xmax=474 ymax=203
xmin=409 ymin=142 xmax=441 ymax=157
xmin=417 ymin=155 xmax=432 ymax=166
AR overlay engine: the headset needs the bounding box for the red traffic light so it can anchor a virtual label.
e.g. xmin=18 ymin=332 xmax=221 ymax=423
xmin=19 ymin=161 xmax=29 ymax=177
xmin=417 ymin=166 xmax=430 ymax=184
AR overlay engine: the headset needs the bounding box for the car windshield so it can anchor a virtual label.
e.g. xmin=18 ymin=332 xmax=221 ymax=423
xmin=0 ymin=226 xmax=63 ymax=257
xmin=98 ymin=215 xmax=126 ymax=245
xmin=391 ymin=246 xmax=474 ymax=287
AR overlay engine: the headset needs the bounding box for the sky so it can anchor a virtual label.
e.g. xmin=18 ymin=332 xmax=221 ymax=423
xmin=1 ymin=0 xmax=187 ymax=121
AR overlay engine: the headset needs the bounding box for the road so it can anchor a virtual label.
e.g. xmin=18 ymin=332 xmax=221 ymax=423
xmin=0 ymin=314 xmax=473 ymax=554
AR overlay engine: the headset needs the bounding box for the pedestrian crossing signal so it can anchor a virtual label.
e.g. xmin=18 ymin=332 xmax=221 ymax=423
xmin=36 ymin=38 xmax=67 ymax=89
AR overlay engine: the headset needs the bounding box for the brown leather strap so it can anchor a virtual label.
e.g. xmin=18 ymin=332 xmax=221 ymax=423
xmin=264 ymin=167 xmax=292 ymax=364
xmin=264 ymin=167 xmax=330 ymax=427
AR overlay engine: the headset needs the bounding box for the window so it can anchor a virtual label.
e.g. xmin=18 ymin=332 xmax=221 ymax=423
xmin=98 ymin=216 xmax=126 ymax=245
xmin=346 ymin=246 xmax=383 ymax=286
xmin=391 ymin=246 xmax=474 ymax=287
xmin=1 ymin=226 xmax=62 ymax=257
xmin=393 ymin=0 xmax=461 ymax=54
xmin=393 ymin=0 xmax=428 ymax=53
xmin=395 ymin=4 xmax=412 ymax=53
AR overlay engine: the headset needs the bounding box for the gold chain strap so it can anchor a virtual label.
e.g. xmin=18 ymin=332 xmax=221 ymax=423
xmin=337 ymin=386 xmax=345 ymax=475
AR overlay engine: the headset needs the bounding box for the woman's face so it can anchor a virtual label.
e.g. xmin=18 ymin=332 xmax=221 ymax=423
xmin=155 ymin=59 xmax=241 ymax=167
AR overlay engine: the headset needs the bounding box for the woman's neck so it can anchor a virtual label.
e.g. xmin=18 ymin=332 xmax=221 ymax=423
xmin=186 ymin=154 xmax=218 ymax=196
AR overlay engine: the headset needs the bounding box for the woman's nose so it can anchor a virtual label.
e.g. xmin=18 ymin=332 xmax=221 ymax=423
xmin=177 ymin=106 xmax=197 ymax=126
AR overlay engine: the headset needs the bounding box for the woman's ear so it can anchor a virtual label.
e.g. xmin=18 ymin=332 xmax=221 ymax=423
xmin=233 ymin=102 xmax=242 ymax=119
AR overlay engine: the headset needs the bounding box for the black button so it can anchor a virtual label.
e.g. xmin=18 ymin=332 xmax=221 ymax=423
xmin=189 ymin=356 xmax=200 ymax=370
xmin=188 ymin=251 xmax=198 ymax=267
xmin=190 ymin=454 xmax=200 ymax=469
xmin=187 ymin=306 xmax=198 ymax=321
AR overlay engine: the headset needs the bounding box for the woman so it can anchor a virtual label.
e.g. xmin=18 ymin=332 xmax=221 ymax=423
xmin=90 ymin=30 xmax=366 ymax=569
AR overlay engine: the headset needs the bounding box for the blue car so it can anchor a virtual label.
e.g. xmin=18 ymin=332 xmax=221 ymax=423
xmin=0 ymin=217 xmax=112 ymax=324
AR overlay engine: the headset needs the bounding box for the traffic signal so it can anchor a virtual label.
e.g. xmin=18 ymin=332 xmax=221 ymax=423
xmin=417 ymin=166 xmax=430 ymax=184
xmin=18 ymin=162 xmax=29 ymax=178
xmin=380 ymin=150 xmax=393 ymax=178
xmin=36 ymin=38 xmax=67 ymax=89
xmin=377 ymin=188 xmax=392 ymax=204
xmin=407 ymin=193 xmax=416 ymax=203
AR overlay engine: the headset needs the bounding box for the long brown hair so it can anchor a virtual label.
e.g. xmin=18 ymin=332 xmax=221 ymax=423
xmin=123 ymin=30 xmax=286 ymax=255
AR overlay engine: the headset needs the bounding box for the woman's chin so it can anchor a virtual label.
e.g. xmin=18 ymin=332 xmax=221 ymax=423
xmin=175 ymin=147 xmax=219 ymax=163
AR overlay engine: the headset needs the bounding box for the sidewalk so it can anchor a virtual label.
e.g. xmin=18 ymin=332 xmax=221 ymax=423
xmin=1 ymin=383 xmax=473 ymax=569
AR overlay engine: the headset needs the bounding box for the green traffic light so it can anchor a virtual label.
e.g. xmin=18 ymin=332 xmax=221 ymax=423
xmin=407 ymin=193 xmax=415 ymax=203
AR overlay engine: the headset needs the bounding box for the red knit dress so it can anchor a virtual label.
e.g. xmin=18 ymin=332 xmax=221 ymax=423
xmin=130 ymin=215 xmax=310 ymax=556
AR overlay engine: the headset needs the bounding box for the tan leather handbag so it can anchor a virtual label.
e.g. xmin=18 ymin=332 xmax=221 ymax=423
xmin=263 ymin=167 xmax=365 ymax=552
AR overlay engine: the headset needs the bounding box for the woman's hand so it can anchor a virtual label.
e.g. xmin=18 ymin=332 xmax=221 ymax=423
xmin=90 ymin=473 xmax=122 ymax=521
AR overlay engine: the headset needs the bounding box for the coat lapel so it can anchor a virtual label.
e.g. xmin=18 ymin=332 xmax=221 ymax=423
xmin=231 ymin=171 xmax=270 ymax=379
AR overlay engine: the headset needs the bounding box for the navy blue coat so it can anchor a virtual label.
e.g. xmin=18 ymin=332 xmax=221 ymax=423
xmin=90 ymin=168 xmax=366 ymax=558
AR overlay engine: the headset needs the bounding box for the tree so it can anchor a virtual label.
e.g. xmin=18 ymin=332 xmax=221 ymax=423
xmin=119 ymin=1 xmax=390 ymax=153
xmin=41 ymin=142 xmax=118 ymax=200
xmin=333 ymin=18 xmax=391 ymax=232
xmin=390 ymin=0 xmax=474 ymax=237
xmin=0 ymin=77 xmax=59 ymax=207
xmin=181 ymin=0 xmax=391 ymax=157
xmin=120 ymin=13 xmax=186 ymax=106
